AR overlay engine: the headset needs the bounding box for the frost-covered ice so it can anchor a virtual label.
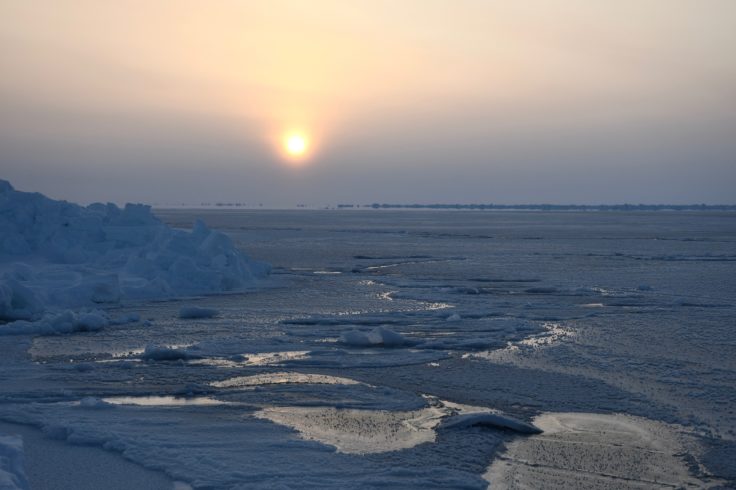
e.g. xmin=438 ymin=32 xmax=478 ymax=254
xmin=0 ymin=180 xmax=269 ymax=323
xmin=1 ymin=206 xmax=734 ymax=488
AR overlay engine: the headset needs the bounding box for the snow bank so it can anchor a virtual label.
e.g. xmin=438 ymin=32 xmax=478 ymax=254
xmin=179 ymin=306 xmax=219 ymax=319
xmin=0 ymin=180 xmax=269 ymax=323
xmin=0 ymin=435 xmax=28 ymax=490
xmin=339 ymin=327 xmax=414 ymax=347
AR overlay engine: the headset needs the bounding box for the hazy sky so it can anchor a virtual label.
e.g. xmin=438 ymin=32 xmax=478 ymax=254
xmin=1 ymin=1 xmax=735 ymax=205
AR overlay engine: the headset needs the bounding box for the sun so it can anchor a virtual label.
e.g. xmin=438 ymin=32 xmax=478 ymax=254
xmin=284 ymin=133 xmax=308 ymax=157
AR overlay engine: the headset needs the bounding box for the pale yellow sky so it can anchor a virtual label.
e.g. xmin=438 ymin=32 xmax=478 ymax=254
xmin=1 ymin=1 xmax=735 ymax=203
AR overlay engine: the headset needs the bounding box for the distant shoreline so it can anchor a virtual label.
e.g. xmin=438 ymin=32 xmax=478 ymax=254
xmin=153 ymin=203 xmax=736 ymax=212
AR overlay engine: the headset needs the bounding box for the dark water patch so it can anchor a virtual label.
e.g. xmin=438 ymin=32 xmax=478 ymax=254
xmin=353 ymin=255 xmax=433 ymax=260
xmin=469 ymin=278 xmax=542 ymax=283
xmin=524 ymin=287 xmax=559 ymax=294
xmin=329 ymin=228 xmax=408 ymax=235
xmin=280 ymin=316 xmax=414 ymax=327
xmin=634 ymin=255 xmax=736 ymax=262
xmin=413 ymin=232 xmax=494 ymax=240
xmin=238 ymin=226 xmax=304 ymax=231
xmin=676 ymin=302 xmax=733 ymax=308
xmin=701 ymin=438 xmax=736 ymax=482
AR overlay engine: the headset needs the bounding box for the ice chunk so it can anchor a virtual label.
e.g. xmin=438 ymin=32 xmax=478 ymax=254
xmin=441 ymin=412 xmax=542 ymax=434
xmin=179 ymin=306 xmax=219 ymax=319
xmin=339 ymin=326 xmax=414 ymax=347
xmin=0 ymin=280 xmax=43 ymax=321
xmin=75 ymin=311 xmax=109 ymax=331
xmin=0 ymin=434 xmax=29 ymax=490
xmin=78 ymin=397 xmax=115 ymax=410
xmin=140 ymin=345 xmax=196 ymax=361
xmin=0 ymin=180 xmax=270 ymax=322
xmin=0 ymin=310 xmax=110 ymax=336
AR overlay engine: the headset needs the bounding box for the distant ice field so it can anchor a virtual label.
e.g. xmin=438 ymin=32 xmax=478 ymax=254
xmin=1 ymin=209 xmax=734 ymax=489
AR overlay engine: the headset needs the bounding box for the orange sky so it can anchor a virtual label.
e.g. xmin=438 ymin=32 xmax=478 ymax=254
xmin=1 ymin=1 xmax=735 ymax=204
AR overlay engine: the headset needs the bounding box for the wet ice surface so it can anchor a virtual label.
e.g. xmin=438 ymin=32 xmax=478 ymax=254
xmin=1 ymin=210 xmax=735 ymax=488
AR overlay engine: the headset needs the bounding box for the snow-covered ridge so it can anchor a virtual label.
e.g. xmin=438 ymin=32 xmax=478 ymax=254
xmin=0 ymin=180 xmax=270 ymax=323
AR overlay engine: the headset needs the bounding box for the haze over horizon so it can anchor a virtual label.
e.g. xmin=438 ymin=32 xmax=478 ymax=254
xmin=2 ymin=1 xmax=735 ymax=206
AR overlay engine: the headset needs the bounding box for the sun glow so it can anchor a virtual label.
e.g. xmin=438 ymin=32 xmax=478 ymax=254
xmin=282 ymin=132 xmax=310 ymax=162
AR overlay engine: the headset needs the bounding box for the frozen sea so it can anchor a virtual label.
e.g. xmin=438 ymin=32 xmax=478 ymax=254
xmin=1 ymin=209 xmax=735 ymax=489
